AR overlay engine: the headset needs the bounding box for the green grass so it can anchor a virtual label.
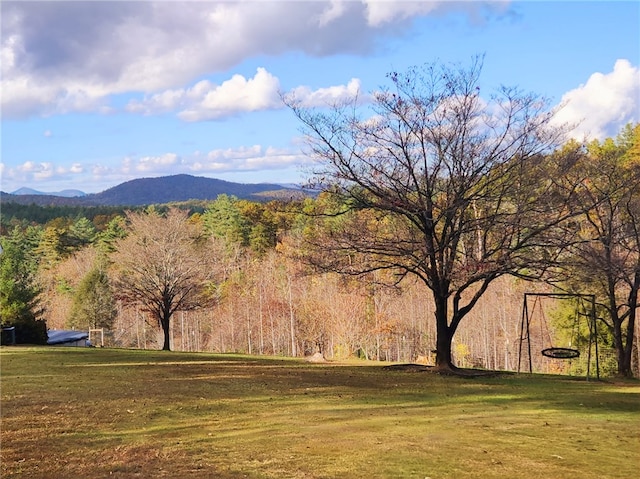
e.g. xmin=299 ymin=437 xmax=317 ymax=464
xmin=1 ymin=347 xmax=638 ymax=478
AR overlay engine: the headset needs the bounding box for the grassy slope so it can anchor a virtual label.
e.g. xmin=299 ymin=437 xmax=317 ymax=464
xmin=1 ymin=347 xmax=638 ymax=479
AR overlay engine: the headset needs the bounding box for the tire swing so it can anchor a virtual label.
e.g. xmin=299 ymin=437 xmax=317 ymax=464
xmin=541 ymin=347 xmax=580 ymax=359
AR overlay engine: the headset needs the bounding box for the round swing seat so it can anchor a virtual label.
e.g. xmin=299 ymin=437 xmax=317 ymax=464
xmin=541 ymin=347 xmax=580 ymax=359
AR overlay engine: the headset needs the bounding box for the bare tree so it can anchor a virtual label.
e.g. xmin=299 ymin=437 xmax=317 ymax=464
xmin=286 ymin=57 xmax=580 ymax=373
xmin=112 ymin=208 xmax=221 ymax=351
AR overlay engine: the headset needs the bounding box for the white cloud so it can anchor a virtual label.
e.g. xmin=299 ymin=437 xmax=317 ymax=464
xmin=552 ymin=59 xmax=640 ymax=140
xmin=136 ymin=153 xmax=180 ymax=172
xmin=1 ymin=75 xmax=111 ymax=118
xmin=362 ymin=0 xmax=511 ymax=26
xmin=206 ymin=145 xmax=263 ymax=162
xmin=0 ymin=160 xmax=88 ymax=187
xmin=126 ymin=68 xmax=365 ymax=120
xmin=318 ymin=0 xmax=348 ymax=27
xmin=16 ymin=161 xmax=54 ymax=180
xmin=92 ymin=164 xmax=112 ymax=177
xmin=288 ymin=78 xmax=365 ymax=108
xmin=70 ymin=163 xmax=84 ymax=174
xmin=178 ymin=68 xmax=281 ymax=121
xmin=1 ymin=77 xmax=58 ymax=118
xmin=1 ymin=0 xmax=510 ymax=118
xmin=363 ymin=0 xmax=442 ymax=26
xmin=190 ymin=145 xmax=308 ymax=173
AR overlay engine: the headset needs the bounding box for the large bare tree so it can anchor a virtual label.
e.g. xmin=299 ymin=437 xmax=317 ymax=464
xmin=286 ymin=57 xmax=581 ymax=373
xmin=112 ymin=208 xmax=220 ymax=351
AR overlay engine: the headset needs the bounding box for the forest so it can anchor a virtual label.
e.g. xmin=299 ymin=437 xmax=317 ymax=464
xmin=1 ymin=61 xmax=638 ymax=377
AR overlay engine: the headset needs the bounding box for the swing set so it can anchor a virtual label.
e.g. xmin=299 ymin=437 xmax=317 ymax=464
xmin=517 ymin=293 xmax=600 ymax=380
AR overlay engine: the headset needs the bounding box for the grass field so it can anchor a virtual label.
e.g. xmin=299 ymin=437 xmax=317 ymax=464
xmin=1 ymin=347 xmax=638 ymax=478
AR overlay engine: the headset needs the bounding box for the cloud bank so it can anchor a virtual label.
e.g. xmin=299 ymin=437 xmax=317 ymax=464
xmin=2 ymin=145 xmax=311 ymax=193
xmin=1 ymin=0 xmax=509 ymax=118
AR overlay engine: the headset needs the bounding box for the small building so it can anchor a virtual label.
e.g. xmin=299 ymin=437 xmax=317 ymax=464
xmin=47 ymin=330 xmax=91 ymax=347
xmin=1 ymin=327 xmax=16 ymax=345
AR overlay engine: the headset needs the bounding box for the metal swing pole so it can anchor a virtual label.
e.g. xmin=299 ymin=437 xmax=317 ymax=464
xmin=518 ymin=294 xmax=525 ymax=373
xmin=585 ymin=294 xmax=599 ymax=381
xmin=592 ymin=294 xmax=600 ymax=379
xmin=585 ymin=298 xmax=593 ymax=381
xmin=526 ymin=295 xmax=533 ymax=373
xmin=517 ymin=294 xmax=533 ymax=374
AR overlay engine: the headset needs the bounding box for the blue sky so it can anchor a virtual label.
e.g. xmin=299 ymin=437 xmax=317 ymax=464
xmin=1 ymin=0 xmax=639 ymax=194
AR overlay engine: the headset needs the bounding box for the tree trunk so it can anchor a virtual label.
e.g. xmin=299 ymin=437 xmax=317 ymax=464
xmin=620 ymin=293 xmax=637 ymax=378
xmin=435 ymin=326 xmax=455 ymax=371
xmin=433 ymin=295 xmax=457 ymax=373
xmin=161 ymin=315 xmax=171 ymax=351
xmin=611 ymin=294 xmax=637 ymax=378
xmin=287 ymin=275 xmax=297 ymax=357
xmin=619 ymin=348 xmax=632 ymax=378
xmin=621 ymin=278 xmax=639 ymax=377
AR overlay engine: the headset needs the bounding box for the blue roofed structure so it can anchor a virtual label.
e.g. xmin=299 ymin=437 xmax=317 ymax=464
xmin=47 ymin=330 xmax=91 ymax=347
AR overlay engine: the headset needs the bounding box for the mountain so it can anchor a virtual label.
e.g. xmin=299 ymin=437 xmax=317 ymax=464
xmin=1 ymin=174 xmax=305 ymax=207
xmin=12 ymin=187 xmax=86 ymax=197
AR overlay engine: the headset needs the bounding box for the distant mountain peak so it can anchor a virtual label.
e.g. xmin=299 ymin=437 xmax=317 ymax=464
xmin=11 ymin=187 xmax=86 ymax=198
xmin=93 ymin=174 xmax=299 ymax=206
xmin=11 ymin=187 xmax=41 ymax=195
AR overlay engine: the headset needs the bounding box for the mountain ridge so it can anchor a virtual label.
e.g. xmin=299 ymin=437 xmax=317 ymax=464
xmin=1 ymin=174 xmax=305 ymax=207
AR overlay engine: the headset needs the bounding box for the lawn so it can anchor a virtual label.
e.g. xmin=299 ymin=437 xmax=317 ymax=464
xmin=1 ymin=347 xmax=638 ymax=478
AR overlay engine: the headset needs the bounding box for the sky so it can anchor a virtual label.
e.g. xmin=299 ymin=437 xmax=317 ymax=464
xmin=1 ymin=0 xmax=639 ymax=194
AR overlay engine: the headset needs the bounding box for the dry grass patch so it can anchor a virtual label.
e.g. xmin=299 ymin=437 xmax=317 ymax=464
xmin=1 ymin=347 xmax=638 ymax=478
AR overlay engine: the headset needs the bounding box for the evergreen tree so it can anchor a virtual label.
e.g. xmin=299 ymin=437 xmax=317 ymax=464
xmin=68 ymin=267 xmax=116 ymax=331
xmin=68 ymin=217 xmax=97 ymax=250
xmin=95 ymin=216 xmax=127 ymax=256
xmin=36 ymin=226 xmax=67 ymax=265
xmin=0 ymin=229 xmax=47 ymax=344
xmin=203 ymin=195 xmax=250 ymax=246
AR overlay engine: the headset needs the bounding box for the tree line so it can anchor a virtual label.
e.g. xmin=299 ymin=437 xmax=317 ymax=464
xmin=1 ymin=59 xmax=638 ymax=376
